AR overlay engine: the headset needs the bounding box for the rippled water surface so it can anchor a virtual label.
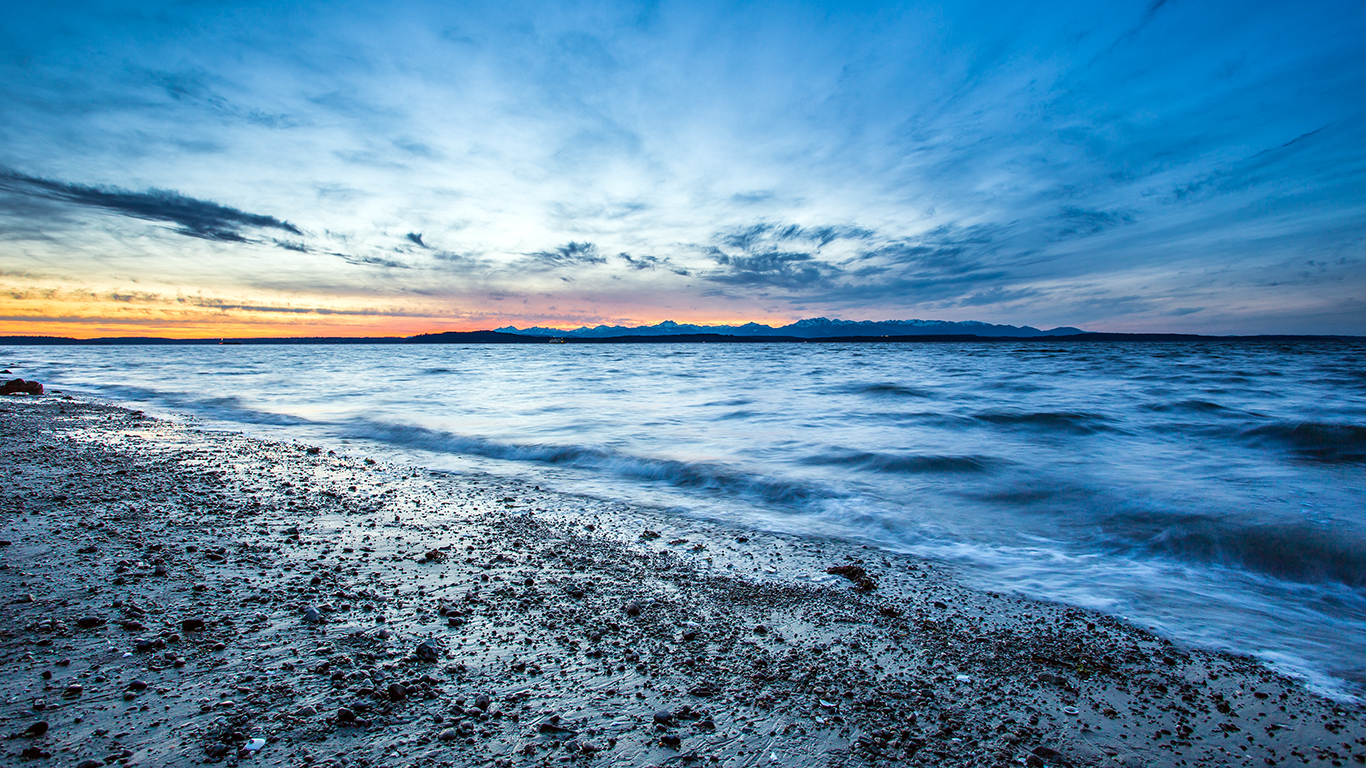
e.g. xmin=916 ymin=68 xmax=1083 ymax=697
xmin=9 ymin=340 xmax=1366 ymax=697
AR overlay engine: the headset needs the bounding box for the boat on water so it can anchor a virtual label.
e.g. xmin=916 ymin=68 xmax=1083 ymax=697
xmin=549 ymin=338 xmax=567 ymax=344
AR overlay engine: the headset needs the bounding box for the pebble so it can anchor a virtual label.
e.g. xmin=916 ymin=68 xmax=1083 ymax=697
xmin=23 ymin=721 xmax=49 ymax=738
xmin=181 ymin=618 xmax=206 ymax=632
xmin=438 ymin=728 xmax=459 ymax=742
xmin=337 ymin=707 xmax=356 ymax=723
xmin=416 ymin=639 xmax=441 ymax=662
xmin=302 ymin=606 xmax=322 ymax=624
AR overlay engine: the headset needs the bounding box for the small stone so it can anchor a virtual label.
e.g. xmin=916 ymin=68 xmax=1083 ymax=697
xmin=127 ymin=680 xmax=148 ymax=691
xmin=415 ymin=639 xmax=440 ymax=662
xmin=624 ymin=602 xmax=642 ymax=617
xmin=336 ymin=707 xmax=356 ymax=723
xmin=653 ymin=710 xmax=673 ymax=725
xmin=438 ymin=728 xmax=459 ymax=742
xmin=474 ymin=693 xmax=491 ymax=711
xmin=23 ymin=721 xmax=49 ymax=738
xmin=295 ymin=705 xmax=317 ymax=717
xmin=181 ymin=618 xmax=206 ymax=632
xmin=76 ymin=616 xmax=105 ymax=629
xmin=76 ymin=761 xmax=102 ymax=768
xmin=302 ymin=606 xmax=322 ymax=624
xmin=387 ymin=683 xmax=407 ymax=701
xmin=62 ymin=684 xmax=82 ymax=698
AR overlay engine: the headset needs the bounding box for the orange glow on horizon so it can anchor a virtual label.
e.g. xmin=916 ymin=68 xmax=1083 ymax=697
xmin=0 ymin=304 xmax=803 ymax=339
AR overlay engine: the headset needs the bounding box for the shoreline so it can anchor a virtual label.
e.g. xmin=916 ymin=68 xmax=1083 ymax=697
xmin=2 ymin=395 xmax=1363 ymax=766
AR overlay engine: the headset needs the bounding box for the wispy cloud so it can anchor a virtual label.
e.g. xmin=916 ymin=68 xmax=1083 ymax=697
xmin=527 ymin=241 xmax=607 ymax=268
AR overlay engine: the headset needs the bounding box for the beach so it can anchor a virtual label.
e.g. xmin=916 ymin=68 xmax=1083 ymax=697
xmin=2 ymin=394 xmax=1363 ymax=767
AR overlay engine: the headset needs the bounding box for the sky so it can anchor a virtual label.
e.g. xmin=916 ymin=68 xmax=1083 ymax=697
xmin=2 ymin=0 xmax=1365 ymax=337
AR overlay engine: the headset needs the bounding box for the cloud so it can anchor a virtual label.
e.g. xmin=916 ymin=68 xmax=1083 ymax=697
xmin=405 ymin=232 xmax=428 ymax=248
xmin=0 ymin=168 xmax=302 ymax=242
xmin=527 ymin=241 xmax=607 ymax=267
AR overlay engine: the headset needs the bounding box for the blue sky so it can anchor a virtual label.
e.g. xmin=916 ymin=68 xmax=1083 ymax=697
xmin=2 ymin=0 xmax=1364 ymax=336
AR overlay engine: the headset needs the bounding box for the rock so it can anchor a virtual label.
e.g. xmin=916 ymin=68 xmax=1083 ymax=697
xmin=660 ymin=734 xmax=681 ymax=749
xmin=474 ymin=693 xmax=491 ymax=711
xmin=296 ymin=705 xmax=317 ymax=717
xmin=76 ymin=616 xmax=105 ymax=629
xmin=337 ymin=707 xmax=356 ymax=723
xmin=181 ymin=618 xmax=206 ymax=632
xmin=126 ymin=680 xmax=149 ymax=691
xmin=1 ymin=378 xmax=43 ymax=396
xmin=22 ymin=721 xmax=49 ymax=738
xmin=653 ymin=710 xmax=674 ymax=725
xmin=62 ymin=684 xmax=82 ymax=698
xmin=76 ymin=760 xmax=102 ymax=768
xmin=438 ymin=728 xmax=460 ymax=742
xmin=1031 ymin=745 xmax=1069 ymax=765
xmin=205 ymin=744 xmax=229 ymax=759
xmin=387 ymin=683 xmax=407 ymax=701
xmin=624 ymin=602 xmax=642 ymax=617
xmin=826 ymin=564 xmax=878 ymax=591
xmin=415 ymin=639 xmax=441 ymax=662
xmin=302 ymin=606 xmax=322 ymax=624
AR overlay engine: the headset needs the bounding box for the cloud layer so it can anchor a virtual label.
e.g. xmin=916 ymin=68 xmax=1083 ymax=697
xmin=1 ymin=0 xmax=1364 ymax=335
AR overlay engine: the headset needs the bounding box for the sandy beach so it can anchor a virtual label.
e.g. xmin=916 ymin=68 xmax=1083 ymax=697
xmin=2 ymin=394 xmax=1363 ymax=767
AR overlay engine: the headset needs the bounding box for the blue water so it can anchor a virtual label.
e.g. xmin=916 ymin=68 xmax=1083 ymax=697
xmin=7 ymin=340 xmax=1366 ymax=698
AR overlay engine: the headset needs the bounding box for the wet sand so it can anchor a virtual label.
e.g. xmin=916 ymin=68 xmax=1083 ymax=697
xmin=2 ymin=395 xmax=1363 ymax=767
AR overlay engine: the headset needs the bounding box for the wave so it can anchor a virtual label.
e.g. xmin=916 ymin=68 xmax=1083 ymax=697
xmin=841 ymin=382 xmax=934 ymax=398
xmin=972 ymin=410 xmax=1117 ymax=434
xmin=1142 ymin=399 xmax=1231 ymax=414
xmin=346 ymin=418 xmax=831 ymax=505
xmin=61 ymin=382 xmax=314 ymax=427
xmin=1242 ymin=421 xmax=1366 ymax=463
xmin=1141 ymin=520 xmax=1366 ymax=588
xmin=801 ymin=450 xmax=1004 ymax=475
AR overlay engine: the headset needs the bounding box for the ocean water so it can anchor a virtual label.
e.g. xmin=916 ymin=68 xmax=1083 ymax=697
xmin=8 ymin=340 xmax=1366 ymax=698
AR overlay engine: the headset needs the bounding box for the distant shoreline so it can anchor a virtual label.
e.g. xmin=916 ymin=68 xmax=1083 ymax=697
xmin=3 ymin=331 xmax=1362 ymax=345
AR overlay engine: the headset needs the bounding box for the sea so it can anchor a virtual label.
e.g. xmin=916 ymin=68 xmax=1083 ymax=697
xmin=7 ymin=340 xmax=1365 ymax=699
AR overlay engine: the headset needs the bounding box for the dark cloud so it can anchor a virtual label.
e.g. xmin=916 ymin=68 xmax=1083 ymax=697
xmin=155 ymin=71 xmax=294 ymax=128
xmin=527 ymin=241 xmax=607 ymax=267
xmin=700 ymin=222 xmax=879 ymax=289
xmin=0 ymin=168 xmax=301 ymax=242
xmin=332 ymin=253 xmax=411 ymax=269
xmin=406 ymin=232 xmax=428 ymax=248
xmin=274 ymin=239 xmax=310 ymax=253
xmin=618 ymin=252 xmax=675 ymax=271
xmin=1055 ymin=207 xmax=1133 ymax=238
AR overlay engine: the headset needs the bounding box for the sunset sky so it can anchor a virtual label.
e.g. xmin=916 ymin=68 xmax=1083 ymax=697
xmin=2 ymin=0 xmax=1364 ymax=337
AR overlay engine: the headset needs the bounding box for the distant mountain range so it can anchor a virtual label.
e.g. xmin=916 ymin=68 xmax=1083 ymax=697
xmin=494 ymin=317 xmax=1086 ymax=338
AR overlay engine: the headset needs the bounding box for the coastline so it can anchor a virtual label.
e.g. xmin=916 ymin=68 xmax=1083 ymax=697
xmin=1 ymin=395 xmax=1362 ymax=767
